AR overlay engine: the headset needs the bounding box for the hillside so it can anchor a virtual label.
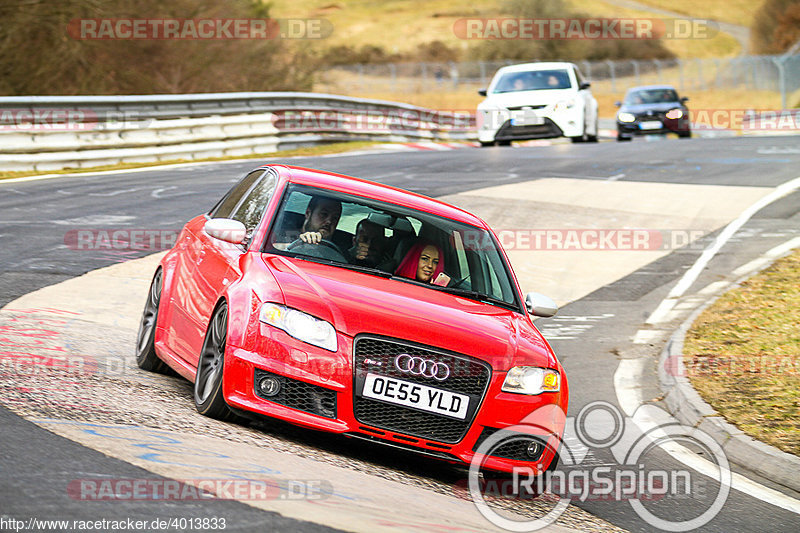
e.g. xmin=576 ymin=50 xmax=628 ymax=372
xmin=268 ymin=0 xmax=753 ymax=59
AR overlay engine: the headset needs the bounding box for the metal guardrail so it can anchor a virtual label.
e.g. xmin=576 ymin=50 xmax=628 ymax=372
xmin=0 ymin=92 xmax=476 ymax=171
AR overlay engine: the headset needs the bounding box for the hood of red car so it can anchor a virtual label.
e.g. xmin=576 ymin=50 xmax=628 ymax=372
xmin=264 ymin=255 xmax=555 ymax=371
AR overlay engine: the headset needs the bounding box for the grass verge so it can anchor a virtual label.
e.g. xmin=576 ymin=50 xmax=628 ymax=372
xmin=0 ymin=141 xmax=384 ymax=181
xmin=683 ymin=249 xmax=800 ymax=456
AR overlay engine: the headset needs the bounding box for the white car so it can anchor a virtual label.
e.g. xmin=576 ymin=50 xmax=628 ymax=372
xmin=477 ymin=62 xmax=599 ymax=146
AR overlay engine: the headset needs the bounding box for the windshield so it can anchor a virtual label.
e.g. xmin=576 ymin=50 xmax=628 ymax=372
xmin=624 ymin=88 xmax=680 ymax=105
xmin=264 ymin=184 xmax=521 ymax=310
xmin=493 ymin=69 xmax=572 ymax=93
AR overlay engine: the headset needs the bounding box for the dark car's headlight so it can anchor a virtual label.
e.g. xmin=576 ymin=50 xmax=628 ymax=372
xmin=617 ymin=112 xmax=636 ymax=123
xmin=665 ymin=108 xmax=683 ymax=120
xmin=502 ymin=367 xmax=560 ymax=395
xmin=259 ymin=303 xmax=337 ymax=351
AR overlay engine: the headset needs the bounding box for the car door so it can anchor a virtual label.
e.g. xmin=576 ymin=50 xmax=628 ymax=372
xmin=184 ymin=169 xmax=278 ymax=366
xmin=574 ymin=66 xmax=596 ymax=134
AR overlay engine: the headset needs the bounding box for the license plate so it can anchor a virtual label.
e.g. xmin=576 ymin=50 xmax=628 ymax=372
xmin=511 ymin=116 xmax=544 ymax=126
xmin=511 ymin=111 xmax=544 ymax=126
xmin=362 ymin=373 xmax=469 ymax=420
xmin=639 ymin=120 xmax=662 ymax=130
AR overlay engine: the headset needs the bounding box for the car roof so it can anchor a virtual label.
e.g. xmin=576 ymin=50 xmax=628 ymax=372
xmin=263 ymin=165 xmax=490 ymax=228
xmin=626 ymin=84 xmax=678 ymax=92
xmin=496 ymin=62 xmax=576 ymax=74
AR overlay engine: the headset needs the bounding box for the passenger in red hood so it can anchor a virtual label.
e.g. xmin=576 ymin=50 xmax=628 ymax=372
xmin=395 ymin=241 xmax=448 ymax=285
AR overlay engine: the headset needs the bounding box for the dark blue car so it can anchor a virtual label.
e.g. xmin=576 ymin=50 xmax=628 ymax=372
xmin=615 ymin=85 xmax=691 ymax=141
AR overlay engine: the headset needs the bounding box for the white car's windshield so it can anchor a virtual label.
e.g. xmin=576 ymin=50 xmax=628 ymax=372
xmin=264 ymin=184 xmax=521 ymax=310
xmin=493 ymin=69 xmax=572 ymax=93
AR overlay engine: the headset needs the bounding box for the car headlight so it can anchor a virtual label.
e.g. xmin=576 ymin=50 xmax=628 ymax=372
xmin=554 ymin=99 xmax=576 ymax=112
xmin=502 ymin=367 xmax=560 ymax=395
xmin=665 ymin=108 xmax=683 ymax=120
xmin=617 ymin=112 xmax=636 ymax=123
xmin=259 ymin=303 xmax=337 ymax=352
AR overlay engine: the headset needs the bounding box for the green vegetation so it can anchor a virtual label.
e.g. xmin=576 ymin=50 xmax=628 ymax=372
xmin=683 ymin=250 xmax=800 ymax=456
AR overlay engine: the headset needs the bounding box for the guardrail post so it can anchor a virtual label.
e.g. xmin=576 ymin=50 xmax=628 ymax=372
xmin=605 ymin=60 xmax=616 ymax=92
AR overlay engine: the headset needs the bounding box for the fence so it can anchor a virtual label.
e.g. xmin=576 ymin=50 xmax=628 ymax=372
xmin=317 ymin=55 xmax=800 ymax=101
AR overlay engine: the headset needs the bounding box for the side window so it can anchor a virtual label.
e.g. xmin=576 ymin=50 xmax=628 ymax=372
xmin=231 ymin=170 xmax=278 ymax=239
xmin=211 ymin=169 xmax=265 ymax=219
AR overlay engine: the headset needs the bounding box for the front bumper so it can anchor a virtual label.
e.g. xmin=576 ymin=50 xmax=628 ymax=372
xmin=223 ymin=325 xmax=566 ymax=473
xmin=617 ymin=117 xmax=690 ymax=137
xmin=479 ymin=107 xmax=584 ymax=142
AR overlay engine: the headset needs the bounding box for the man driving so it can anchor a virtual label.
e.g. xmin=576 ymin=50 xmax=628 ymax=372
xmin=297 ymin=195 xmax=342 ymax=244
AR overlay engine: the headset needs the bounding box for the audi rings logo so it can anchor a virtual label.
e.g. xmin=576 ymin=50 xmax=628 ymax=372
xmin=394 ymin=354 xmax=450 ymax=381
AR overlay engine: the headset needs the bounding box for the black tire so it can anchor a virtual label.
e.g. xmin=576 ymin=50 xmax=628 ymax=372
xmin=135 ymin=269 xmax=170 ymax=373
xmin=617 ymin=134 xmax=632 ymax=142
xmin=479 ymin=141 xmax=495 ymax=147
xmin=678 ymin=130 xmax=692 ymax=138
xmin=496 ymin=140 xmax=512 ymax=146
xmin=194 ymin=302 xmax=236 ymax=421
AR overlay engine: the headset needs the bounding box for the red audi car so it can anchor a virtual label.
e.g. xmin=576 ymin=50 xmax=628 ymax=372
xmin=136 ymin=165 xmax=568 ymax=473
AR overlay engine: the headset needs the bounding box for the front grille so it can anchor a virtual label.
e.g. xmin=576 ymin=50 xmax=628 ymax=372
xmin=253 ymin=368 xmax=336 ymax=419
xmin=473 ymin=427 xmax=546 ymax=461
xmin=495 ymin=118 xmax=562 ymax=140
xmin=507 ymin=105 xmax=548 ymax=111
xmin=353 ymin=335 xmax=491 ymax=444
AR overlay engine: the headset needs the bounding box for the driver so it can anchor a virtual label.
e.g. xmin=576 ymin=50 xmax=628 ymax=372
xmin=297 ymin=195 xmax=342 ymax=245
xmin=272 ymin=195 xmax=343 ymax=250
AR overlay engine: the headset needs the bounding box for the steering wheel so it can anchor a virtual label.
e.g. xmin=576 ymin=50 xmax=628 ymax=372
xmin=287 ymin=238 xmax=347 ymax=262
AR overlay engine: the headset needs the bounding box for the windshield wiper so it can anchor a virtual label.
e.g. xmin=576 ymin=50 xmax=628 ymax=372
xmin=290 ymin=254 xmax=394 ymax=278
xmin=434 ymin=286 xmax=519 ymax=311
xmin=336 ymin=262 xmax=393 ymax=278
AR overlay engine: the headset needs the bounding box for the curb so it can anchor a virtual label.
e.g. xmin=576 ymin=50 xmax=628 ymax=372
xmin=657 ymin=246 xmax=800 ymax=494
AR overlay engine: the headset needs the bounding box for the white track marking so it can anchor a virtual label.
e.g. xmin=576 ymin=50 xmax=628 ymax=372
xmin=647 ymin=175 xmax=800 ymax=325
xmin=615 ymin=359 xmax=800 ymax=514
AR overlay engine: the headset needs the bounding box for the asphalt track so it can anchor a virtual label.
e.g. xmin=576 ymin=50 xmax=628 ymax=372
xmin=1 ymin=135 xmax=799 ymax=532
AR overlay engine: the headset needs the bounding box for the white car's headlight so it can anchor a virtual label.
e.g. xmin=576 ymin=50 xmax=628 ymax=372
xmin=259 ymin=303 xmax=337 ymax=352
xmin=554 ymin=99 xmax=576 ymax=112
xmin=502 ymin=367 xmax=560 ymax=395
xmin=617 ymin=112 xmax=636 ymax=123
xmin=665 ymin=108 xmax=683 ymax=119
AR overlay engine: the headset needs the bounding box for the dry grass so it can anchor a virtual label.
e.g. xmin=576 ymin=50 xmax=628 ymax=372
xmin=0 ymin=141 xmax=382 ymax=181
xmin=569 ymin=0 xmax=742 ymax=57
xmin=629 ymin=0 xmax=759 ymax=28
xmin=683 ymin=250 xmax=800 ymax=456
xmin=269 ymin=0 xmax=743 ymax=58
